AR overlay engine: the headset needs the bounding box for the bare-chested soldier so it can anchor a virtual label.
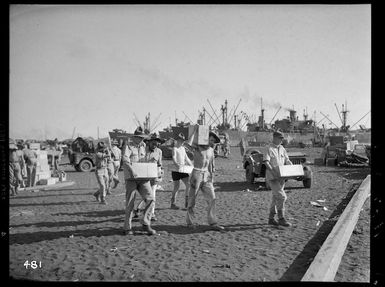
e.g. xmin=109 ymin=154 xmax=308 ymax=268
xmin=185 ymin=127 xmax=225 ymax=231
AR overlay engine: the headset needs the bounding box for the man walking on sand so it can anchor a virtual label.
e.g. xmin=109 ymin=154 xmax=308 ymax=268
xmin=135 ymin=133 xmax=165 ymax=221
xmin=110 ymin=139 xmax=122 ymax=189
xmin=122 ymin=127 xmax=156 ymax=236
xmin=170 ymin=133 xmax=193 ymax=210
xmin=263 ymin=130 xmax=293 ymax=227
xmin=185 ymin=128 xmax=225 ymax=231
xmin=93 ymin=141 xmax=110 ymax=205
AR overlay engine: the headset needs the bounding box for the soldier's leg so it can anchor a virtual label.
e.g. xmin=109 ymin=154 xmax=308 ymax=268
xmin=181 ymin=176 xmax=190 ymax=209
xmin=124 ymin=180 xmax=137 ymax=232
xmin=31 ymin=163 xmax=37 ymax=187
xmin=94 ymin=170 xmax=104 ymax=202
xmin=171 ymin=178 xmax=180 ymax=207
xmin=186 ymin=171 xmax=202 ymax=226
xmin=201 ymin=181 xmax=218 ymax=226
xmin=137 ymin=181 xmax=156 ymax=235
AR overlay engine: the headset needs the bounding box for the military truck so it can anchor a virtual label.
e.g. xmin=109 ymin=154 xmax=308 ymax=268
xmin=242 ymin=147 xmax=313 ymax=188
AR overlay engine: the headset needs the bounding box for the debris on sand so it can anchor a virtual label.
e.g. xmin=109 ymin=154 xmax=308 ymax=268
xmin=213 ymin=264 xmax=231 ymax=268
xmin=310 ymin=201 xmax=323 ymax=207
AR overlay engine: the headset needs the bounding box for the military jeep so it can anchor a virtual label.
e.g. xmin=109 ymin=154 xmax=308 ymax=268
xmin=242 ymin=147 xmax=313 ymax=188
xmin=68 ymin=137 xmax=97 ymax=172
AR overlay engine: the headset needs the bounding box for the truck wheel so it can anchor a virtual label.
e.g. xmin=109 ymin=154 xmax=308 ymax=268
xmin=303 ymin=178 xmax=312 ymax=188
xmin=79 ymin=159 xmax=93 ymax=172
xmin=245 ymin=164 xmax=255 ymax=184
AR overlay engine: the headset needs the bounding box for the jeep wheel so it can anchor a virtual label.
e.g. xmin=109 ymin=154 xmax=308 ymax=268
xmin=245 ymin=165 xmax=255 ymax=184
xmin=79 ymin=159 xmax=93 ymax=172
xmin=303 ymin=177 xmax=312 ymax=188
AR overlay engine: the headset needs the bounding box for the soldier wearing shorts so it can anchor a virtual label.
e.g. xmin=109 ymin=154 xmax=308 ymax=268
xmin=170 ymin=133 xmax=193 ymax=209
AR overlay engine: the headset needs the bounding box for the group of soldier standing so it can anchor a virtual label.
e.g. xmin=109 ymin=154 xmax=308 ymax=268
xmin=9 ymin=140 xmax=63 ymax=196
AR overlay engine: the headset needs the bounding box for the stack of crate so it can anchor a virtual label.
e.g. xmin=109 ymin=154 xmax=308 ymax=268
xmin=35 ymin=150 xmax=57 ymax=185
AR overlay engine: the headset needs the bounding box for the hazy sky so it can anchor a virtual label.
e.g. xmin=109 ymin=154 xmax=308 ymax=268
xmin=10 ymin=4 xmax=371 ymax=140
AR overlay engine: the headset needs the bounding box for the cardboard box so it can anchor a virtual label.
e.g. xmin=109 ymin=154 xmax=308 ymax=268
xmin=189 ymin=125 xmax=209 ymax=145
xmin=36 ymin=171 xmax=51 ymax=180
xmin=277 ymin=165 xmax=304 ymax=178
xmin=178 ymin=165 xmax=193 ymax=174
xmin=38 ymin=177 xmax=57 ymax=185
xmin=29 ymin=143 xmax=40 ymax=150
xmin=131 ymin=162 xmax=158 ymax=179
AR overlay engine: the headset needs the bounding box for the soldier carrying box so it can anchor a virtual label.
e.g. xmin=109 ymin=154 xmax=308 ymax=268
xmin=122 ymin=127 xmax=157 ymax=236
xmin=185 ymin=125 xmax=225 ymax=232
xmin=263 ymin=131 xmax=293 ymax=227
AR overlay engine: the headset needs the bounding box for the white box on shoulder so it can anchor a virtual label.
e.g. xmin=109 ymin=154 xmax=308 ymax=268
xmin=189 ymin=125 xmax=209 ymax=145
xmin=277 ymin=164 xmax=304 ymax=178
xmin=178 ymin=165 xmax=193 ymax=174
xmin=131 ymin=162 xmax=158 ymax=179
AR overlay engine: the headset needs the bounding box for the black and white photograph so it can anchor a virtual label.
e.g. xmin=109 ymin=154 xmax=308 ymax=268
xmin=8 ymin=4 xmax=372 ymax=282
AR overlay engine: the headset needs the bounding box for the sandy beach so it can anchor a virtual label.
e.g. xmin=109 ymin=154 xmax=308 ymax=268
xmin=9 ymin=146 xmax=370 ymax=282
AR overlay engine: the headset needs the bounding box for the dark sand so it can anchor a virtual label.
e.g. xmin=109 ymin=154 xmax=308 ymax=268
xmin=9 ymin=146 xmax=370 ymax=281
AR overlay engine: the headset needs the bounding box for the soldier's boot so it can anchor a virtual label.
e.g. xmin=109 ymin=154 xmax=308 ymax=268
xmin=142 ymin=224 xmax=156 ymax=236
xmin=113 ymin=179 xmax=119 ymax=189
xmin=268 ymin=213 xmax=279 ymax=226
xmin=277 ymin=210 xmax=292 ymax=227
xmin=93 ymin=192 xmax=100 ymax=202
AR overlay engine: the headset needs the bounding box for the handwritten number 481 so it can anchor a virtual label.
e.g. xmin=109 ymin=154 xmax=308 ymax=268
xmin=24 ymin=261 xmax=42 ymax=269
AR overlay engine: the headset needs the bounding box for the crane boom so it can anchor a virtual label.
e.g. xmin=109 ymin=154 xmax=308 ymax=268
xmin=350 ymin=111 xmax=371 ymax=130
xmin=228 ymin=99 xmax=242 ymax=123
xmin=269 ymin=106 xmax=282 ymax=124
xmin=334 ymin=103 xmax=344 ymax=125
xmin=320 ymin=111 xmax=340 ymax=129
xmin=207 ymin=99 xmax=222 ymax=125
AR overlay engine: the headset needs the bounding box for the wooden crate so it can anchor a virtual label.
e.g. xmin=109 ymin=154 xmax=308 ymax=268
xmin=131 ymin=162 xmax=158 ymax=179
xmin=189 ymin=125 xmax=209 ymax=145
xmin=277 ymin=164 xmax=304 ymax=178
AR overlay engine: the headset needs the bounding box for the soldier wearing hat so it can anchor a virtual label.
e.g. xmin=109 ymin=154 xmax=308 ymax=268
xmin=23 ymin=142 xmax=38 ymax=190
xmin=135 ymin=133 xmax=165 ymax=221
xmin=263 ymin=130 xmax=293 ymax=227
xmin=122 ymin=127 xmax=156 ymax=236
xmin=110 ymin=139 xmax=122 ymax=189
xmin=93 ymin=141 xmax=110 ymax=204
xmin=9 ymin=140 xmax=20 ymax=196
xmin=185 ymin=128 xmax=225 ymax=231
xmin=170 ymin=133 xmax=193 ymax=209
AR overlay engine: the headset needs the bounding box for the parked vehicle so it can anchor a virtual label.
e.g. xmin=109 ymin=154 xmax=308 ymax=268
xmin=242 ymin=147 xmax=313 ymax=188
xmin=68 ymin=137 xmax=97 ymax=172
